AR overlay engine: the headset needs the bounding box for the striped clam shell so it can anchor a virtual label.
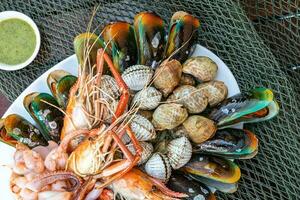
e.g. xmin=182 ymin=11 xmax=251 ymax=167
xmin=144 ymin=152 xmax=172 ymax=182
xmin=131 ymin=87 xmax=162 ymax=110
xmin=127 ymin=141 xmax=153 ymax=165
xmin=167 ymin=136 xmax=192 ymax=169
xmin=100 ymin=75 xmax=120 ymax=101
xmin=122 ymin=65 xmax=153 ymax=91
xmin=130 ymin=114 xmax=156 ymax=141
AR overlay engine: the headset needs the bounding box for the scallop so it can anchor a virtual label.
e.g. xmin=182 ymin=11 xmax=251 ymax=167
xmin=167 ymin=85 xmax=208 ymax=114
xmin=130 ymin=114 xmax=156 ymax=141
xmin=127 ymin=142 xmax=153 ymax=165
xmin=122 ymin=65 xmax=153 ymax=91
xmin=183 ymin=115 xmax=217 ymax=144
xmin=131 ymin=87 xmax=162 ymax=110
xmin=183 ymin=56 xmax=218 ymax=82
xmin=153 ymin=59 xmax=182 ymax=97
xmin=144 ymin=152 xmax=172 ymax=182
xmin=197 ymin=80 xmax=228 ymax=107
xmin=100 ymin=75 xmax=120 ymax=102
xmin=152 ymin=103 xmax=188 ymax=130
xmin=167 ymin=136 xmax=192 ymax=169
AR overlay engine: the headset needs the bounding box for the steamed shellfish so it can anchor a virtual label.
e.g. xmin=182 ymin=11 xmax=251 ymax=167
xmin=131 ymin=87 xmax=162 ymax=110
xmin=127 ymin=141 xmax=153 ymax=165
xmin=122 ymin=65 xmax=153 ymax=91
xmin=130 ymin=114 xmax=156 ymax=141
xmin=167 ymin=136 xmax=192 ymax=169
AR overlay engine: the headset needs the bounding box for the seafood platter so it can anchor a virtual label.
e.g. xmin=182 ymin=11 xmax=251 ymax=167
xmin=0 ymin=11 xmax=279 ymax=200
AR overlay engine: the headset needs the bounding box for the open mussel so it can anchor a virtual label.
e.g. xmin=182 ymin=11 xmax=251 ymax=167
xmin=102 ymin=22 xmax=137 ymax=72
xmin=209 ymin=87 xmax=279 ymax=128
xmin=193 ymin=128 xmax=258 ymax=159
xmin=23 ymin=92 xmax=64 ymax=142
xmin=134 ymin=12 xmax=165 ymax=68
xmin=167 ymin=173 xmax=216 ymax=200
xmin=0 ymin=114 xmax=47 ymax=148
xmin=164 ymin=11 xmax=200 ymax=63
xmin=47 ymin=70 xmax=77 ymax=109
xmin=181 ymin=154 xmax=241 ymax=184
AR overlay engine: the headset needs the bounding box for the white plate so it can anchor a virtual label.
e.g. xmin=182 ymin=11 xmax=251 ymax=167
xmin=0 ymin=44 xmax=240 ymax=199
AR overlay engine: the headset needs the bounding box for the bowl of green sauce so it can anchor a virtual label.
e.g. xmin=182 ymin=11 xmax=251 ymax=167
xmin=0 ymin=11 xmax=41 ymax=71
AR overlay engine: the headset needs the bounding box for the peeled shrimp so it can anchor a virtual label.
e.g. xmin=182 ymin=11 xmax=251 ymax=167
xmin=23 ymin=150 xmax=45 ymax=173
xmin=19 ymin=188 xmax=38 ymax=200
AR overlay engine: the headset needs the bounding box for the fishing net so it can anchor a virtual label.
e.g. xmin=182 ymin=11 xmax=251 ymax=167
xmin=0 ymin=0 xmax=299 ymax=199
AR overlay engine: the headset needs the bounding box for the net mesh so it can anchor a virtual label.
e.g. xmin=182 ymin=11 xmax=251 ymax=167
xmin=0 ymin=0 xmax=299 ymax=199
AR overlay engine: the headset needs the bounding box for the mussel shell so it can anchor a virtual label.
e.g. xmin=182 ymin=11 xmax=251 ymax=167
xmin=167 ymin=136 xmax=192 ymax=169
xmin=197 ymin=80 xmax=228 ymax=107
xmin=47 ymin=70 xmax=77 ymax=109
xmin=183 ymin=56 xmax=218 ymax=82
xmin=122 ymin=65 xmax=153 ymax=91
xmin=144 ymin=152 xmax=172 ymax=182
xmin=134 ymin=12 xmax=165 ymax=68
xmin=127 ymin=141 xmax=153 ymax=165
xmin=164 ymin=11 xmax=200 ymax=63
xmin=193 ymin=128 xmax=258 ymax=159
xmin=130 ymin=114 xmax=156 ymax=141
xmin=167 ymin=173 xmax=216 ymax=200
xmin=0 ymin=114 xmax=47 ymax=148
xmin=131 ymin=87 xmax=162 ymax=110
xmin=23 ymin=92 xmax=64 ymax=142
xmin=152 ymin=103 xmax=188 ymax=130
xmin=168 ymin=85 xmax=208 ymax=114
xmin=102 ymin=22 xmax=137 ymax=72
xmin=181 ymin=154 xmax=241 ymax=184
xmin=209 ymin=87 xmax=279 ymax=128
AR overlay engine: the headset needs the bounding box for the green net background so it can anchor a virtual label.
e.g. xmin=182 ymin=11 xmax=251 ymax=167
xmin=0 ymin=0 xmax=299 ymax=199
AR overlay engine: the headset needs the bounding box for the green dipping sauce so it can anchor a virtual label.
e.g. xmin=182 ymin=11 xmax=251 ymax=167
xmin=0 ymin=18 xmax=36 ymax=65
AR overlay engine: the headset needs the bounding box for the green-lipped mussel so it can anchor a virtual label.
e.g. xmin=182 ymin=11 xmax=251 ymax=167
xmin=47 ymin=70 xmax=77 ymax=109
xmin=23 ymin=92 xmax=64 ymax=142
xmin=102 ymin=22 xmax=137 ymax=72
xmin=164 ymin=11 xmax=200 ymax=63
xmin=193 ymin=128 xmax=258 ymax=159
xmin=134 ymin=12 xmax=165 ymax=68
xmin=181 ymin=154 xmax=241 ymax=184
xmin=0 ymin=114 xmax=47 ymax=148
xmin=167 ymin=173 xmax=216 ymax=200
xmin=209 ymin=87 xmax=279 ymax=128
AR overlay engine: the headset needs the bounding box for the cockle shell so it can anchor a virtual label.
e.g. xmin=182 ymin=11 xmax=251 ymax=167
xmin=152 ymin=103 xmax=188 ymax=130
xmin=183 ymin=56 xmax=218 ymax=82
xmin=168 ymin=85 xmax=208 ymax=114
xmin=144 ymin=152 xmax=172 ymax=182
xmin=103 ymin=100 xmax=119 ymax=123
xmin=131 ymin=87 xmax=162 ymax=110
xmin=197 ymin=80 xmax=228 ymax=107
xmin=183 ymin=115 xmax=217 ymax=144
xmin=127 ymin=141 xmax=153 ymax=165
xmin=153 ymin=59 xmax=182 ymax=97
xmin=100 ymin=75 xmax=120 ymax=102
xmin=167 ymin=136 xmax=192 ymax=169
xmin=130 ymin=114 xmax=156 ymax=141
xmin=122 ymin=65 xmax=153 ymax=91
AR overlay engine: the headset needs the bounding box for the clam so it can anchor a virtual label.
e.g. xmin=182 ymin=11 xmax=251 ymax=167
xmin=167 ymin=173 xmax=216 ymax=200
xmin=122 ymin=65 xmax=153 ymax=91
xmin=134 ymin=12 xmax=165 ymax=68
xmin=144 ymin=152 xmax=172 ymax=182
xmin=181 ymin=154 xmax=241 ymax=184
xmin=152 ymin=103 xmax=188 ymax=130
xmin=197 ymin=80 xmax=228 ymax=107
xmin=180 ymin=74 xmax=196 ymax=86
xmin=127 ymin=141 xmax=153 ymax=165
xmin=131 ymin=87 xmax=162 ymax=110
xmin=23 ymin=92 xmax=64 ymax=142
xmin=209 ymin=87 xmax=279 ymax=128
xmin=167 ymin=136 xmax=192 ymax=169
xmin=137 ymin=110 xmax=153 ymax=121
xmin=164 ymin=11 xmax=200 ymax=63
xmin=102 ymin=22 xmax=137 ymax=72
xmin=168 ymin=85 xmax=208 ymax=114
xmin=0 ymin=114 xmax=47 ymax=148
xmin=183 ymin=56 xmax=218 ymax=82
xmin=130 ymin=114 xmax=156 ymax=141
xmin=193 ymin=128 xmax=259 ymax=159
xmin=47 ymin=70 xmax=77 ymax=109
xmin=99 ymin=75 xmax=120 ymax=102
xmin=153 ymin=59 xmax=182 ymax=97
xmin=183 ymin=115 xmax=217 ymax=144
